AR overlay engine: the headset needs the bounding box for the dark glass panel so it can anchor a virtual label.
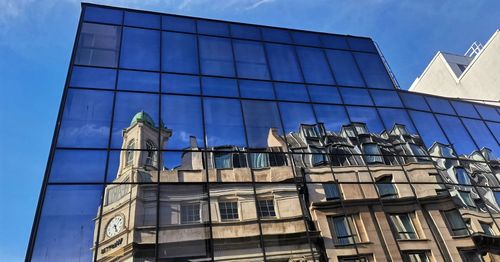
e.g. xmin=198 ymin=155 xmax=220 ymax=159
xmin=197 ymin=20 xmax=229 ymax=36
xmin=400 ymin=92 xmax=430 ymax=111
xmin=120 ymin=27 xmax=160 ymax=71
xmin=451 ymin=100 xmax=480 ymax=118
xmin=203 ymin=98 xmax=246 ymax=148
xmin=111 ymin=92 xmax=159 ymax=149
xmin=70 ymin=66 xmax=116 ymax=90
xmin=291 ymin=31 xmax=322 ymax=46
xmin=83 ymin=6 xmax=122 ymax=25
xmin=325 ymin=50 xmax=365 ymax=87
xmin=408 ymin=110 xmax=449 ymax=149
xmin=340 ymin=87 xmax=373 ymax=106
xmin=347 ymin=37 xmax=377 ymax=52
xmin=265 ymin=43 xmax=303 ymax=82
xmin=475 ymin=104 xmax=500 ymax=121
xmin=49 ymin=150 xmax=107 ymax=182
xmin=161 ymin=73 xmax=200 ymax=95
xmin=261 ymin=28 xmax=292 ymax=43
xmin=242 ymin=100 xmax=283 ymax=148
xmin=462 ymin=118 xmax=499 ymax=158
xmin=320 ymin=35 xmax=349 ymax=49
xmin=353 ymin=52 xmax=393 ymax=89
xmin=370 ymin=90 xmax=403 ymax=107
xmin=201 ymin=77 xmax=238 ymax=97
xmin=426 ymin=96 xmax=455 ymax=115
xmin=124 ymin=11 xmax=160 ymax=29
xmin=162 ymin=95 xmax=204 ymax=150
xmin=162 ymin=32 xmax=199 ymax=74
xmin=233 ymin=40 xmax=270 ymax=80
xmin=346 ymin=106 xmax=384 ymax=133
xmin=314 ymin=104 xmax=349 ymax=133
xmin=435 ymin=114 xmax=478 ymax=155
xmin=162 ymin=15 xmax=196 ymax=33
xmin=274 ymin=83 xmax=309 ymax=102
xmin=279 ymin=102 xmax=316 ymax=133
xmin=31 ymin=185 xmax=103 ymax=262
xmin=230 ymin=24 xmax=261 ymax=40
xmin=199 ymin=36 xmax=235 ymax=77
xmin=75 ymin=23 xmax=121 ymax=67
xmin=117 ymin=70 xmax=159 ymax=92
xmin=296 ymin=46 xmax=335 ymax=85
xmin=239 ymin=80 xmax=275 ymax=99
xmin=378 ymin=108 xmax=417 ymax=134
xmin=308 ymin=85 xmax=342 ymax=104
xmin=57 ymin=89 xmax=113 ymax=148
xmin=486 ymin=121 xmax=500 ymax=143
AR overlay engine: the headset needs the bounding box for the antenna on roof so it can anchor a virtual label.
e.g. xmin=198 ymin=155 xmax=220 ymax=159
xmin=464 ymin=41 xmax=483 ymax=57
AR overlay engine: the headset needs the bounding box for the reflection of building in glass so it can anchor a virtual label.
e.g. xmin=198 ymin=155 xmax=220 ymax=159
xmin=27 ymin=3 xmax=500 ymax=262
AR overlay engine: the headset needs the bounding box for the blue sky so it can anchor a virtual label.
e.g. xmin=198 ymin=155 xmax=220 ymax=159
xmin=0 ymin=0 xmax=498 ymax=260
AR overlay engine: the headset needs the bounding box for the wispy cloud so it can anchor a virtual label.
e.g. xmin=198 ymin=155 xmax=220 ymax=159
xmin=246 ymin=0 xmax=275 ymax=10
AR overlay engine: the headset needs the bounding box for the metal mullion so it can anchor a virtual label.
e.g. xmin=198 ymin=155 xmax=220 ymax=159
xmin=155 ymin=17 xmax=164 ymax=262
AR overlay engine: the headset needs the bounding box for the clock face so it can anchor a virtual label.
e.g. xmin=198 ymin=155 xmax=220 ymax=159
xmin=106 ymin=216 xmax=124 ymax=238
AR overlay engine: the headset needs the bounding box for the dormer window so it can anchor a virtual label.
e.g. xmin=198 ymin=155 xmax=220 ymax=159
xmin=455 ymin=168 xmax=471 ymax=185
xmin=363 ymin=144 xmax=383 ymax=164
xmin=409 ymin=143 xmax=429 ymax=161
xmin=303 ymin=125 xmax=318 ymax=138
xmin=126 ymin=139 xmax=135 ymax=166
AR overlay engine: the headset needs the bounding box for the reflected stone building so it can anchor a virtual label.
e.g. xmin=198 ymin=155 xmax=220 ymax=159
xmin=27 ymin=3 xmax=500 ymax=262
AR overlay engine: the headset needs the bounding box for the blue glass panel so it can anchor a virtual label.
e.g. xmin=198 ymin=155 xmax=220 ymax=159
xmin=279 ymin=102 xmax=316 ymax=133
xmin=230 ymin=24 xmax=261 ymax=40
xmin=314 ymin=105 xmax=349 ymax=133
xmin=274 ymin=83 xmax=309 ymax=102
xmin=408 ymin=110 xmax=449 ymax=149
xmin=435 ymin=114 xmax=478 ymax=156
xmin=117 ymin=70 xmax=159 ymax=92
xmin=162 ymin=15 xmax=196 ymax=33
xmin=199 ymin=36 xmax=235 ymax=77
xmin=451 ymin=101 xmax=480 ymax=118
xmin=291 ymin=31 xmax=322 ymax=46
xmin=75 ymin=23 xmax=121 ymax=67
xmin=308 ymin=85 xmax=342 ymax=104
xmin=475 ymin=104 xmax=500 ymax=121
xmin=486 ymin=122 xmax=500 ymax=143
xmin=239 ymin=80 xmax=275 ymax=99
xmin=296 ymin=47 xmax=335 ymax=85
xmin=265 ymin=43 xmax=303 ymax=82
xmin=261 ymin=28 xmax=292 ymax=43
xmin=233 ymin=40 xmax=270 ymax=80
xmin=347 ymin=37 xmax=377 ymax=52
xmin=162 ymin=73 xmax=200 ymax=95
xmin=70 ymin=66 xmax=116 ymax=89
xmin=400 ymin=93 xmax=430 ymax=111
xmin=57 ymin=89 xmax=113 ymax=148
xmin=242 ymin=100 xmax=283 ymax=148
xmin=197 ymin=20 xmax=229 ymax=36
xmin=120 ymin=27 xmax=160 ymax=70
xmin=320 ymin=35 xmax=349 ymax=49
xmin=426 ymin=96 xmax=455 ymax=115
xmin=347 ymin=106 xmax=384 ymax=133
xmin=203 ymin=98 xmax=246 ymax=147
xmin=49 ymin=150 xmax=107 ymax=182
xmin=325 ymin=50 xmax=365 ymax=87
xmin=111 ymin=92 xmax=159 ymax=148
xmin=162 ymin=32 xmax=198 ymax=74
xmin=202 ymin=77 xmax=238 ymax=97
xmin=378 ymin=108 xmax=417 ymax=134
xmin=124 ymin=11 xmax=160 ymax=29
xmin=353 ymin=52 xmax=393 ymax=89
xmin=31 ymin=185 xmax=103 ymax=262
xmin=84 ymin=6 xmax=122 ymax=25
xmin=340 ymin=88 xmax=373 ymax=106
xmin=462 ymin=118 xmax=499 ymax=158
xmin=162 ymin=95 xmax=204 ymax=150
xmin=106 ymin=150 xmax=120 ymax=183
xmin=370 ymin=90 xmax=403 ymax=107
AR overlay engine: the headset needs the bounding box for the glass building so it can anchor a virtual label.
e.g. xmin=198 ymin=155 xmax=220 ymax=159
xmin=27 ymin=3 xmax=500 ymax=262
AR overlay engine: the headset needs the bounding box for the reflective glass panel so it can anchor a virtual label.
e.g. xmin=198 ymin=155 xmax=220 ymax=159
xmin=320 ymin=35 xmax=349 ymax=49
xmin=120 ymin=27 xmax=160 ymax=70
xmin=370 ymin=90 xmax=403 ymax=107
xmin=203 ymin=98 xmax=246 ymax=148
xmin=201 ymin=76 xmax=238 ymax=97
xmin=435 ymin=114 xmax=478 ymax=155
xmin=242 ymin=100 xmax=283 ymax=148
xmin=199 ymin=36 xmax=235 ymax=77
xmin=49 ymin=150 xmax=107 ymax=183
xmin=279 ymin=102 xmax=316 ymax=133
xmin=70 ymin=66 xmax=116 ymax=90
xmin=162 ymin=15 xmax=196 ymax=33
xmin=486 ymin=121 xmax=500 ymax=143
xmin=291 ymin=31 xmax=322 ymax=46
xmin=261 ymin=28 xmax=292 ymax=43
xmin=230 ymin=24 xmax=261 ymax=40
xmin=462 ymin=118 xmax=499 ymax=158
xmin=75 ymin=23 xmax=121 ymax=67
xmin=313 ymin=104 xmax=349 ymax=132
xmin=117 ymin=70 xmax=159 ymax=92
xmin=475 ymin=104 xmax=500 ymax=121
xmin=308 ymin=85 xmax=342 ymax=104
xmin=84 ymin=6 xmax=122 ymax=24
xmin=408 ymin=110 xmax=449 ymax=149
xmin=274 ymin=83 xmax=309 ymax=102
xmin=451 ymin=100 xmax=480 ymax=118
xmin=161 ymin=73 xmax=200 ymax=95
xmin=296 ymin=46 xmax=335 ymax=84
xmin=197 ymin=20 xmax=229 ymax=36
xmin=347 ymin=37 xmax=377 ymax=52
xmin=347 ymin=106 xmax=384 ymax=133
xmin=124 ymin=11 xmax=160 ymax=29
xmin=400 ymin=92 xmax=430 ymax=111
xmin=353 ymin=52 xmax=393 ymax=89
xmin=325 ymin=50 xmax=364 ymax=87
xmin=340 ymin=87 xmax=373 ymax=106
xmin=378 ymin=108 xmax=417 ymax=133
xmin=233 ymin=39 xmax=270 ymax=80
xmin=426 ymin=96 xmax=455 ymax=115
xmin=265 ymin=43 xmax=303 ymax=82
xmin=239 ymin=80 xmax=275 ymax=99
xmin=162 ymin=32 xmax=199 ymax=74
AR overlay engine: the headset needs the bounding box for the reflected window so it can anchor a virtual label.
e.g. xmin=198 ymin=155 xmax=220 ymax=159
xmin=363 ymin=144 xmax=383 ymax=164
xmin=311 ymin=149 xmax=327 ymax=167
xmin=233 ymin=39 xmax=270 ymax=79
xmin=443 ymin=209 xmax=469 ymax=236
xmin=389 ymin=213 xmax=418 ymax=239
xmin=376 ymin=176 xmax=397 ymax=199
xmin=180 ymin=203 xmax=201 ymax=224
xmin=257 ymin=199 xmax=276 ymax=218
xmin=459 ymin=190 xmax=476 ymax=208
xmin=199 ymin=36 xmax=235 ymax=77
xmin=339 ymin=256 xmax=368 ymax=262
xmin=120 ymin=27 xmax=160 ymax=70
xmin=480 ymin=222 xmax=495 ymax=236
xmin=250 ymin=152 xmax=270 ymax=169
xmin=455 ymin=168 xmax=471 ymax=185
xmin=460 ymin=250 xmax=484 ymax=262
xmin=404 ymin=252 xmax=429 ymax=262
xmin=330 ymin=215 xmax=358 ymax=245
xmin=214 ymin=152 xmax=232 ymax=169
xmin=126 ymin=139 xmax=135 ymax=166
xmin=269 ymin=151 xmax=288 ymax=167
xmin=323 ymin=184 xmax=340 ymax=201
xmin=145 ymin=140 xmax=157 ymax=166
xmin=265 ymin=43 xmax=303 ymax=82
xmin=219 ymin=201 xmax=239 ymax=221
xmin=75 ymin=23 xmax=121 ymax=67
xmin=409 ymin=143 xmax=429 ymax=161
xmin=162 ymin=32 xmax=198 ymax=74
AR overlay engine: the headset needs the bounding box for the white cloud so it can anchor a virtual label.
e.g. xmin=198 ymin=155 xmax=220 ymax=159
xmin=246 ymin=0 xmax=275 ymax=10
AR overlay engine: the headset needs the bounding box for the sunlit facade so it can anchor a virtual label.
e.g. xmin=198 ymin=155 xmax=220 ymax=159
xmin=27 ymin=3 xmax=500 ymax=262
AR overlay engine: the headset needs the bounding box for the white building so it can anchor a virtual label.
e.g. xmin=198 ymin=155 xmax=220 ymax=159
xmin=409 ymin=30 xmax=500 ymax=106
